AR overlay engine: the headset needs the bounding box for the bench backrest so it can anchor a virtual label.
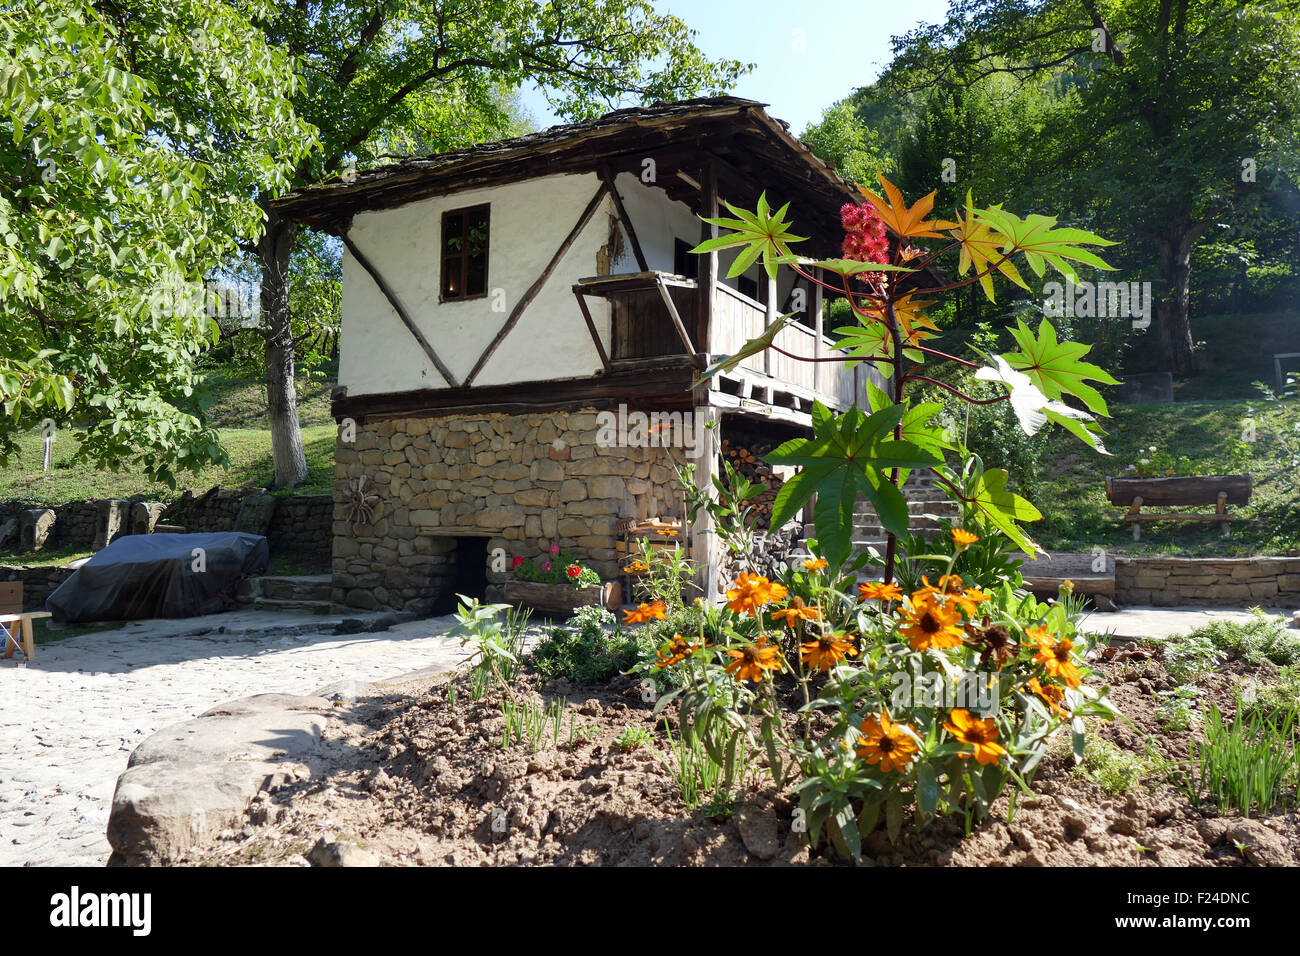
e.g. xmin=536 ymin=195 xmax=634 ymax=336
xmin=1105 ymin=474 xmax=1252 ymax=507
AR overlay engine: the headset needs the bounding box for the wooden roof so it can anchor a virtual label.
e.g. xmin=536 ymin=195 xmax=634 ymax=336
xmin=271 ymin=97 xmax=861 ymax=252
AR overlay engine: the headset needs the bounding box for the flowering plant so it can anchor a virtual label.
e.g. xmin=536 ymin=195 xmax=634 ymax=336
xmin=513 ymin=549 xmax=600 ymax=589
xmin=631 ymin=178 xmax=1128 ymax=856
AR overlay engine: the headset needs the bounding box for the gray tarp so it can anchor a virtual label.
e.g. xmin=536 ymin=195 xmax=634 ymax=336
xmin=46 ymin=532 xmax=269 ymax=623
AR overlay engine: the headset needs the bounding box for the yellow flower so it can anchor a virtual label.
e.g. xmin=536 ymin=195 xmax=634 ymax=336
xmin=1029 ymin=626 xmax=1082 ymax=688
xmin=655 ymin=527 xmax=679 ymax=537
xmin=1061 ymin=579 xmax=1076 ymax=593
xmin=857 ymin=710 xmax=919 ymax=773
xmin=803 ymin=557 xmax=828 ymax=571
xmin=726 ymin=573 xmax=788 ymax=617
xmin=858 ymin=581 xmax=903 ymax=603
xmin=771 ymin=597 xmax=822 ymax=629
xmin=800 ymin=632 xmax=855 ymax=671
xmin=622 ymin=601 xmax=666 ymax=625
xmin=656 ymin=634 xmax=701 ymax=668
xmin=724 ymin=636 xmax=783 ymax=683
xmin=943 ymin=708 xmax=1007 ymax=765
xmin=623 ymin=560 xmax=649 ymax=573
xmin=898 ymin=592 xmax=965 ymax=650
xmin=952 ymin=528 xmax=979 ymax=548
xmin=1027 ymin=677 xmax=1069 ymax=718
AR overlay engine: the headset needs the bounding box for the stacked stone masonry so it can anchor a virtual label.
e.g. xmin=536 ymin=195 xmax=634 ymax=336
xmin=332 ymin=408 xmax=688 ymax=613
xmin=1116 ymin=556 xmax=1300 ymax=607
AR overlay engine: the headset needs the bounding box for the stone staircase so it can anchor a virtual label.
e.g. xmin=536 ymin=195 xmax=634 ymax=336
xmin=787 ymin=473 xmax=961 ymax=567
xmin=236 ymin=574 xmax=333 ymax=614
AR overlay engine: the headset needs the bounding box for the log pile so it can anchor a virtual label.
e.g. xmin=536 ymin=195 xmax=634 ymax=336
xmin=719 ymin=437 xmax=785 ymax=530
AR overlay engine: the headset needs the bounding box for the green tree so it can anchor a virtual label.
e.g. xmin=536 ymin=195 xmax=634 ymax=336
xmin=252 ymin=0 xmax=748 ymax=486
xmin=0 ymin=0 xmax=314 ymax=482
xmin=887 ymin=0 xmax=1300 ymax=376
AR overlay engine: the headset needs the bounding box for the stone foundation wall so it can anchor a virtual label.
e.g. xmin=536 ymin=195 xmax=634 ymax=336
xmin=266 ymin=496 xmax=333 ymax=555
xmin=332 ymin=408 xmax=687 ymax=613
xmin=0 ymin=565 xmax=77 ymax=609
xmin=1116 ymin=556 xmax=1300 ymax=607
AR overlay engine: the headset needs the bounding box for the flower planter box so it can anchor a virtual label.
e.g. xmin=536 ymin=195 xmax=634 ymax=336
xmin=504 ymin=579 xmax=621 ymax=617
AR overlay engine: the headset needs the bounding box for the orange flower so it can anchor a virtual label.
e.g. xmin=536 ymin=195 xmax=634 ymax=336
xmin=622 ymin=601 xmax=666 ymax=625
xmin=858 ymin=581 xmax=903 ymax=603
xmin=800 ymin=632 xmax=855 ymax=671
xmin=952 ymin=528 xmax=979 ymax=548
xmin=655 ymin=527 xmax=679 ymax=537
xmin=1029 ymin=626 xmax=1082 ymax=688
xmin=1027 ymin=677 xmax=1069 ymax=718
xmin=943 ymin=708 xmax=1007 ymax=765
xmin=771 ymin=597 xmax=822 ymax=629
xmin=857 ymin=710 xmax=919 ymax=773
xmin=656 ymin=634 xmax=701 ymax=668
xmin=726 ymin=573 xmax=788 ymax=617
xmin=724 ymin=636 xmax=783 ymax=682
xmin=623 ymin=560 xmax=649 ymax=573
xmin=916 ymin=575 xmax=989 ymax=617
xmin=803 ymin=557 xmax=828 ymax=571
xmin=898 ymin=593 xmax=965 ymax=650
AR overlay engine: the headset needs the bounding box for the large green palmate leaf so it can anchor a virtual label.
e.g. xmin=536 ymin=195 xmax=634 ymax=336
xmin=765 ymin=401 xmax=941 ymax=569
xmin=691 ymin=192 xmax=807 ymax=279
xmin=970 ymin=467 xmax=1043 ymax=556
xmin=972 ymin=207 xmax=1117 ymax=284
xmin=1002 ymin=318 xmax=1121 ymax=417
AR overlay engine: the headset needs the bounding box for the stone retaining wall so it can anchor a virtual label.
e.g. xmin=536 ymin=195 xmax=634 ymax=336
xmin=333 ymin=408 xmax=686 ymax=613
xmin=0 ymin=565 xmax=77 ymax=609
xmin=1116 ymin=556 xmax=1300 ymax=607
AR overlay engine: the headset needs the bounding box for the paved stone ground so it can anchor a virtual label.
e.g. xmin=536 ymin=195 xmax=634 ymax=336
xmin=1080 ymin=605 xmax=1289 ymax=641
xmin=0 ymin=609 xmax=473 ymax=868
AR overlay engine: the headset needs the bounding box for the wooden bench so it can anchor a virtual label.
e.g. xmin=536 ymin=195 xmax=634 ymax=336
xmin=0 ymin=581 xmax=52 ymax=661
xmin=1105 ymin=474 xmax=1252 ymax=541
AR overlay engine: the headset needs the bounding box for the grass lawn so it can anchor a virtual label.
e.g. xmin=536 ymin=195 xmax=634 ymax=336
xmin=1035 ymin=395 xmax=1300 ymax=556
xmin=0 ymin=373 xmax=339 ymax=509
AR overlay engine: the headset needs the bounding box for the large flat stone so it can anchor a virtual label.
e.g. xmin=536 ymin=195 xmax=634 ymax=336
xmin=200 ymin=694 xmax=334 ymax=718
xmin=126 ymin=711 xmax=327 ymax=769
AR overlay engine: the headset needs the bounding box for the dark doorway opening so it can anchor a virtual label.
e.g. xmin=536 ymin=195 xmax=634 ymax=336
xmin=435 ymin=536 xmax=489 ymax=614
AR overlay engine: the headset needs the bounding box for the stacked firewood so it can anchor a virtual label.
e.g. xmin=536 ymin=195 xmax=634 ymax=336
xmin=719 ymin=437 xmax=784 ymax=530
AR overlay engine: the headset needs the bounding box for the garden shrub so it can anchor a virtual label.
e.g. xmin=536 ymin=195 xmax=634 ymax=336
xmin=1184 ymin=609 xmax=1300 ymax=667
xmin=530 ymin=605 xmax=648 ymax=685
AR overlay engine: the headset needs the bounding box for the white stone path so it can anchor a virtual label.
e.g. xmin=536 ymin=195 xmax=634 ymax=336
xmin=0 ymin=609 xmax=469 ymax=867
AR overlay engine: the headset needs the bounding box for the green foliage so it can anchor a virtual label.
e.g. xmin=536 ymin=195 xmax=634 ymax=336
xmin=0 ymin=0 xmax=314 ymax=482
xmin=1185 ymin=695 xmax=1299 ymax=817
xmin=612 ymin=725 xmax=653 ymax=753
xmin=1184 ymin=610 xmax=1300 ymax=669
xmin=1078 ymin=735 xmax=1153 ymax=795
xmin=529 ymin=605 xmax=646 ymax=685
xmin=1158 ymin=632 xmax=1226 ymax=684
xmin=656 ymin=721 xmax=730 ymax=810
xmin=500 ymin=695 xmax=566 ymax=753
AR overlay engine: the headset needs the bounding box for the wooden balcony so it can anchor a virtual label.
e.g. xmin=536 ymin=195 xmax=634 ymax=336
xmin=573 ymin=271 xmax=866 ymax=418
xmin=711 ymin=283 xmax=862 ymax=412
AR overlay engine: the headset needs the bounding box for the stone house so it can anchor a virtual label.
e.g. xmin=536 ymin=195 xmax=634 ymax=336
xmin=272 ymin=96 xmax=886 ymax=613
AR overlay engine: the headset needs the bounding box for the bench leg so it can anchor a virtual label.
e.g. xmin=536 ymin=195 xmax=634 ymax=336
xmin=21 ymin=619 xmax=34 ymax=660
xmin=1132 ymin=522 xmax=1141 ymax=541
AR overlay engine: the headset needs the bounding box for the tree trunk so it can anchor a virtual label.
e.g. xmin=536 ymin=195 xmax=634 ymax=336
xmin=258 ymin=204 xmax=307 ymax=488
xmin=1152 ymin=227 xmax=1199 ymax=376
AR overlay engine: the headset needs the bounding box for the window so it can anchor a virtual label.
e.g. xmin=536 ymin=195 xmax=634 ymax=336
xmin=440 ymin=204 xmax=490 ymax=300
xmin=673 ymin=238 xmax=698 ymax=279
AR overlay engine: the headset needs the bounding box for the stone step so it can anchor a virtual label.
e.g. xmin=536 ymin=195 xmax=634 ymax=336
xmin=251 ymin=597 xmax=333 ymax=615
xmin=238 ymin=574 xmax=333 ymax=604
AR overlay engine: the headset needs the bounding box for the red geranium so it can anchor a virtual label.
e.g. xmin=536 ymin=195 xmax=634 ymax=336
xmin=511 ymin=556 xmax=524 ymax=568
xmin=566 ymin=565 xmax=582 ymax=579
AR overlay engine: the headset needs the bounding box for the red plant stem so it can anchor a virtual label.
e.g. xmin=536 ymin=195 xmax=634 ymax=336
xmin=927 ymin=468 xmax=977 ymax=504
xmin=903 ymin=374 xmax=1012 ymax=405
xmin=769 ymin=344 xmax=890 ymax=366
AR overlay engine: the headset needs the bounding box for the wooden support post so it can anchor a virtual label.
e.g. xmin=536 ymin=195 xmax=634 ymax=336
xmin=599 ymin=166 xmax=647 ymax=272
xmin=697 ymin=163 xmax=718 ymax=358
xmin=764 ymin=273 xmax=777 ymax=376
xmin=1129 ymin=496 xmax=1144 ymax=541
xmin=1217 ymin=490 xmax=1229 ymax=537
xmin=690 ymin=405 xmax=722 ymax=604
xmin=573 ymin=292 xmax=613 ymax=372
xmin=812 ymin=272 xmax=824 ymax=399
xmin=655 ymin=276 xmax=697 ymax=359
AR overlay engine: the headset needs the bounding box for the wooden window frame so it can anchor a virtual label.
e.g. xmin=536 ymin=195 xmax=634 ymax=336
xmin=439 ymin=203 xmax=491 ymax=302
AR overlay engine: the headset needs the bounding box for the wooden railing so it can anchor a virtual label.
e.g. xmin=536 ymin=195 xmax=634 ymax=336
xmin=711 ymin=284 xmax=862 ymax=409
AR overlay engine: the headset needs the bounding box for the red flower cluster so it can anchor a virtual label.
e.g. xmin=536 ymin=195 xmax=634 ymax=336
xmin=841 ymin=202 xmax=890 ymax=290
xmin=566 ymin=565 xmax=582 ymax=579
xmin=511 ymin=556 xmax=524 ymax=569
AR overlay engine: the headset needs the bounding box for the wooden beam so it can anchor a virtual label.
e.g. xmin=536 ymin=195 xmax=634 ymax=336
xmin=697 ymin=162 xmax=718 ymax=356
xmin=812 ymin=273 xmax=824 ymax=397
xmin=764 ymin=272 xmax=777 ymax=376
xmin=573 ymin=291 xmax=613 ymax=373
xmin=464 ymin=182 xmax=609 ymax=387
xmin=655 ymin=275 xmax=698 ymax=359
xmin=599 ymin=166 xmax=648 ymax=272
xmin=341 ymin=232 xmax=460 ymax=388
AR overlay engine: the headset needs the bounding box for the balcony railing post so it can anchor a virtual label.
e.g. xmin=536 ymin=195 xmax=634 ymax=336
xmin=764 ymin=273 xmax=777 ymax=376
xmin=813 ymin=272 xmax=824 ymax=397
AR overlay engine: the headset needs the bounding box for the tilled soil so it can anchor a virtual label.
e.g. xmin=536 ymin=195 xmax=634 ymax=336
xmin=178 ymin=649 xmax=1300 ymax=867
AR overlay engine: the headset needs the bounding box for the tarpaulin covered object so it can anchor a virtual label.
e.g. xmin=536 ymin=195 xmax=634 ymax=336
xmin=46 ymin=533 xmax=269 ymax=623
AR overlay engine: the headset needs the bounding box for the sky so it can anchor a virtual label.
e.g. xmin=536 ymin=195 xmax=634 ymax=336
xmin=518 ymin=0 xmax=953 ymax=134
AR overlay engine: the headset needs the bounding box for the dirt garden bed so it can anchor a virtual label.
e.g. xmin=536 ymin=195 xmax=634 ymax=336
xmin=175 ymin=644 xmax=1300 ymax=867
